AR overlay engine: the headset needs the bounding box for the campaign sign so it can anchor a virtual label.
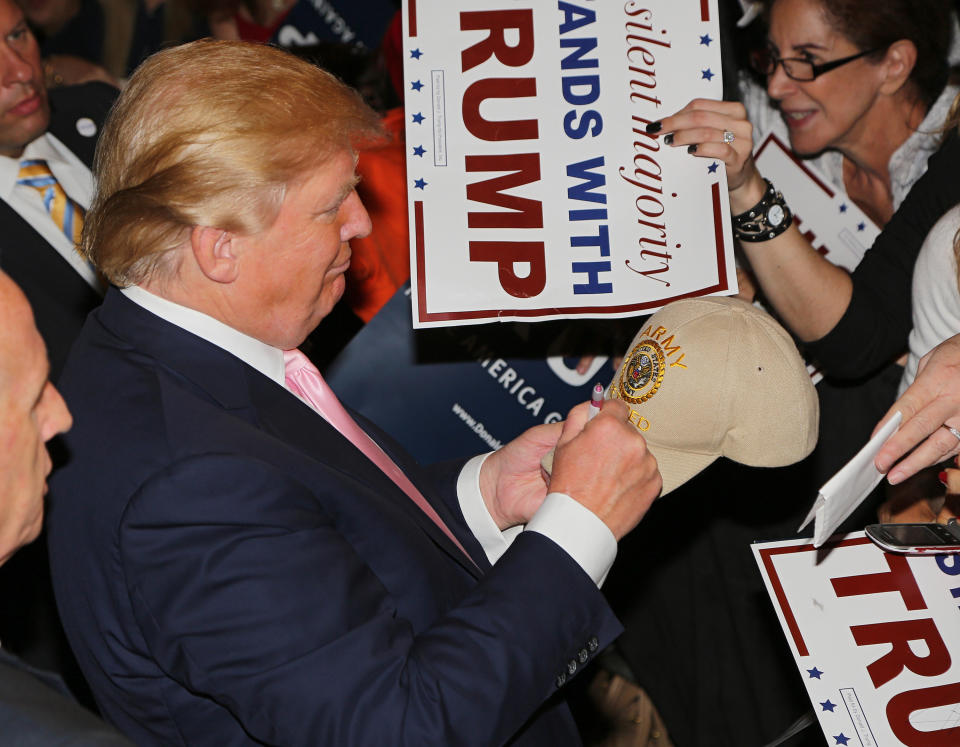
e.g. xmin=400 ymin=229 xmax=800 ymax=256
xmin=402 ymin=0 xmax=736 ymax=327
xmin=326 ymin=284 xmax=621 ymax=463
xmin=754 ymin=533 xmax=960 ymax=746
xmin=754 ymin=134 xmax=880 ymax=273
xmin=753 ymin=134 xmax=880 ymax=383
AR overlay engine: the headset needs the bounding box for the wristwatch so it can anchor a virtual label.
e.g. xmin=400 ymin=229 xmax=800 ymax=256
xmin=732 ymin=178 xmax=792 ymax=242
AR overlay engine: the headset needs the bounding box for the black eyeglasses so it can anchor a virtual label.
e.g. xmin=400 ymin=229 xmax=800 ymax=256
xmin=749 ymin=46 xmax=881 ymax=81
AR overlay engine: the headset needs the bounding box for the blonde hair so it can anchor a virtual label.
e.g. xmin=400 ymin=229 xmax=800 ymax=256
xmin=84 ymin=39 xmax=383 ymax=286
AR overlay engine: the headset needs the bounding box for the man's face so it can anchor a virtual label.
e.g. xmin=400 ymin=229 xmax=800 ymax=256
xmin=0 ymin=274 xmax=71 ymax=565
xmin=233 ymin=149 xmax=372 ymax=349
xmin=0 ymin=0 xmax=47 ymax=158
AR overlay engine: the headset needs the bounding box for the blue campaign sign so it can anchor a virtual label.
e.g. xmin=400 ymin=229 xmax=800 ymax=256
xmin=326 ymin=285 xmax=636 ymax=464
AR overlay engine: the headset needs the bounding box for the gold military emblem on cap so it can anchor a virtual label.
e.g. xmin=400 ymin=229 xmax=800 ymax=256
xmin=617 ymin=340 xmax=665 ymax=404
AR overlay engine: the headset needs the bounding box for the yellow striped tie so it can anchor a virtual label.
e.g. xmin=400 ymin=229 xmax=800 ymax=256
xmin=17 ymin=159 xmax=84 ymax=245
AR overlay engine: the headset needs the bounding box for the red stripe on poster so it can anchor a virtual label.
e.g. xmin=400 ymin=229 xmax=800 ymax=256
xmin=701 ymin=0 xmax=710 ymax=22
xmin=408 ymin=0 xmax=417 ymax=37
xmin=414 ymin=201 xmax=426 ymax=318
xmin=757 ymin=536 xmax=873 ymax=658
xmin=711 ymin=182 xmax=728 ymax=289
xmin=755 ymin=133 xmax=835 ymax=198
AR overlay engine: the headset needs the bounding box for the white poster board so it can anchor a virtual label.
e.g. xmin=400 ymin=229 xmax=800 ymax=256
xmin=402 ymin=0 xmax=736 ymax=327
xmin=754 ymin=533 xmax=960 ymax=746
xmin=754 ymin=133 xmax=880 ymax=272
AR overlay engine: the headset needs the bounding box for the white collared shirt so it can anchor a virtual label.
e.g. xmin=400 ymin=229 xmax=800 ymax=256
xmin=121 ymin=285 xmax=616 ymax=585
xmin=0 ymin=133 xmax=99 ymax=290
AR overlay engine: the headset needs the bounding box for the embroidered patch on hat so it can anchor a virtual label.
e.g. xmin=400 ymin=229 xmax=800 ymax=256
xmin=617 ymin=340 xmax=664 ymax=404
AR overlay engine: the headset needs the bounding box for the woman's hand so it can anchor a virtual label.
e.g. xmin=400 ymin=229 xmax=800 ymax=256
xmin=874 ymin=334 xmax=960 ymax=484
xmin=647 ymin=98 xmax=767 ymax=212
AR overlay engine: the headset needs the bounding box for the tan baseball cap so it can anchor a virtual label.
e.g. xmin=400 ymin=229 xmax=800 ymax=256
xmin=609 ymin=296 xmax=818 ymax=496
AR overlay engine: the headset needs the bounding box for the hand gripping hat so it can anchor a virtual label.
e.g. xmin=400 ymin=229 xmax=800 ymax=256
xmin=611 ymin=296 xmax=818 ymax=496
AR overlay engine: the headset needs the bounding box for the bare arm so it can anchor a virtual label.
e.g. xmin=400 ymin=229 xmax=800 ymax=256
xmin=654 ymin=99 xmax=851 ymax=341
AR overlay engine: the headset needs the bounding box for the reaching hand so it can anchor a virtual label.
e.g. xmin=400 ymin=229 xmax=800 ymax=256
xmin=648 ymin=98 xmax=766 ymax=211
xmin=874 ymin=334 xmax=960 ymax=484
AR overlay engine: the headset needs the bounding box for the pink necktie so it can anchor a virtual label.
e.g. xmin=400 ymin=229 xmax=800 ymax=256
xmin=283 ymin=349 xmax=477 ymax=566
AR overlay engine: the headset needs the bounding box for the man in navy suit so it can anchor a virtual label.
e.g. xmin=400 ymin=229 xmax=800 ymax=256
xmin=47 ymin=40 xmax=662 ymax=745
xmin=0 ymin=269 xmax=130 ymax=745
xmin=0 ymin=0 xmax=116 ymax=378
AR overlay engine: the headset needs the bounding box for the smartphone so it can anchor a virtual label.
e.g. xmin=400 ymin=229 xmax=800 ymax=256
xmin=865 ymin=521 xmax=960 ymax=554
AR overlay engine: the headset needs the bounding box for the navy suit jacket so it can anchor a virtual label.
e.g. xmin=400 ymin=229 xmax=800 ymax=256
xmin=0 ymin=82 xmax=115 ymax=379
xmin=47 ymin=289 xmax=622 ymax=746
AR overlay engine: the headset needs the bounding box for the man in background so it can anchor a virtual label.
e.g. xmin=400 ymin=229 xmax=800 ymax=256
xmin=0 ymin=269 xmax=129 ymax=745
xmin=0 ymin=0 xmax=115 ymax=376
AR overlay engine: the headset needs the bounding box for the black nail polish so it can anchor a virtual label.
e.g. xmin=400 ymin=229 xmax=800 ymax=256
xmin=687 ymin=144 xmax=698 ymax=154
xmin=645 ymin=121 xmax=662 ymax=134
xmin=663 ymin=133 xmax=674 ymax=145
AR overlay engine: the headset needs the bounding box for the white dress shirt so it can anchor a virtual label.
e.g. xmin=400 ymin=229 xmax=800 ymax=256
xmin=0 ymin=133 xmax=98 ymax=290
xmin=901 ymin=204 xmax=960 ymax=395
xmin=121 ymin=285 xmax=617 ymax=585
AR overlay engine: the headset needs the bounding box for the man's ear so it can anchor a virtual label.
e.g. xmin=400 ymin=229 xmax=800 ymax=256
xmin=878 ymin=39 xmax=918 ymax=96
xmin=190 ymin=226 xmax=239 ymax=284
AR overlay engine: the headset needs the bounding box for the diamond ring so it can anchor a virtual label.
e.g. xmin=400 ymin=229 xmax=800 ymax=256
xmin=943 ymin=423 xmax=960 ymax=441
xmin=722 ymin=130 xmax=735 ymax=144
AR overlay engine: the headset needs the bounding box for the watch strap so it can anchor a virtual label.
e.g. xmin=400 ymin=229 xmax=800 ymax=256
xmin=732 ymin=178 xmax=793 ymax=242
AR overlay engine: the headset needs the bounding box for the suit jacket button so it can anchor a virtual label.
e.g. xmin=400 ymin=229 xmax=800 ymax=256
xmin=567 ymin=659 xmax=577 ymax=675
xmin=587 ymin=636 xmax=599 ymax=652
xmin=578 ymin=648 xmax=589 ymax=663
xmin=556 ymin=672 xmax=567 ymax=688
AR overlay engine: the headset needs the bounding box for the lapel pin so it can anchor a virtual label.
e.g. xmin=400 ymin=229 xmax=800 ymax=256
xmin=76 ymin=118 xmax=97 ymax=137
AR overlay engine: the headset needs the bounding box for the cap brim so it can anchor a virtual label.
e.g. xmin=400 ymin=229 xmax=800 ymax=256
xmin=540 ymin=442 xmax=717 ymax=499
xmin=646 ymin=443 xmax=719 ymax=497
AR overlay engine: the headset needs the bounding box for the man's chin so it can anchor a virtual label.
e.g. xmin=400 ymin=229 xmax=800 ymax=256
xmin=0 ymin=114 xmax=51 ymax=158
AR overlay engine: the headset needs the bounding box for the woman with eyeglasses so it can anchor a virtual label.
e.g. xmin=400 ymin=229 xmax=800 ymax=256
xmin=651 ymin=0 xmax=959 ymax=476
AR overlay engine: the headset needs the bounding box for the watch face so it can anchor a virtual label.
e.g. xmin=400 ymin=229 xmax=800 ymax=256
xmin=767 ymin=204 xmax=785 ymax=227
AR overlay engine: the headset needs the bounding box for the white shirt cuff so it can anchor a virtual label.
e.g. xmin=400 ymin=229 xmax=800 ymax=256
xmin=457 ymin=456 xmax=617 ymax=585
xmin=525 ymin=493 xmax=617 ymax=587
xmin=457 ymin=453 xmax=522 ymax=566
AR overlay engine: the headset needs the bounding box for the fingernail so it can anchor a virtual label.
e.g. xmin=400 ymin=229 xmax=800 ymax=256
xmin=645 ymin=121 xmax=662 ymax=133
xmin=888 ymin=470 xmax=902 ymax=486
xmin=940 ymin=470 xmax=949 ymax=486
xmin=687 ymin=144 xmax=698 ymax=154
xmin=663 ymin=133 xmax=674 ymax=145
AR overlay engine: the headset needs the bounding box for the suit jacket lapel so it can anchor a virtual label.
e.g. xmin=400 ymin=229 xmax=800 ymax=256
xmin=97 ymin=290 xmax=483 ymax=579
xmin=251 ymin=379 xmax=482 ymax=578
